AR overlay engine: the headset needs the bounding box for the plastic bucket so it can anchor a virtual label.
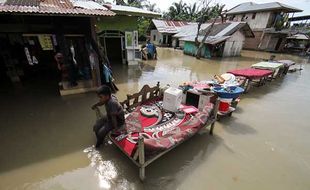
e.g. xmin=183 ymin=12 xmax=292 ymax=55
xmin=219 ymin=98 xmax=232 ymax=112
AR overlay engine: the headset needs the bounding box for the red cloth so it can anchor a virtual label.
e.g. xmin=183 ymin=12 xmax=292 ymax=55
xmin=111 ymin=100 xmax=214 ymax=157
xmin=228 ymin=68 xmax=273 ymax=79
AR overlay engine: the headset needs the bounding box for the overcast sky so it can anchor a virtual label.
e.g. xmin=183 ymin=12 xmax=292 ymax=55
xmin=148 ymin=0 xmax=310 ymax=16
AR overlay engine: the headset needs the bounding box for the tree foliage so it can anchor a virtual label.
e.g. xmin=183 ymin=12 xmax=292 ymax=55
xmin=163 ymin=0 xmax=224 ymax=22
xmin=114 ymin=0 xmax=146 ymax=8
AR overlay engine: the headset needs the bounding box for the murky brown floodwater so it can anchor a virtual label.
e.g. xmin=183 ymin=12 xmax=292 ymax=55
xmin=0 ymin=48 xmax=310 ymax=190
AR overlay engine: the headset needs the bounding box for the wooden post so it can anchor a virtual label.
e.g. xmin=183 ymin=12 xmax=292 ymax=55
xmin=138 ymin=135 xmax=145 ymax=181
xmin=244 ymin=79 xmax=252 ymax=93
xmin=89 ymin=17 xmax=101 ymax=87
xmin=210 ymin=97 xmax=220 ymax=135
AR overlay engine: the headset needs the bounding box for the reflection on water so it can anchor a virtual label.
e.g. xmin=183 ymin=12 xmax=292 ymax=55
xmin=84 ymin=146 xmax=118 ymax=189
xmin=0 ymin=48 xmax=310 ymax=190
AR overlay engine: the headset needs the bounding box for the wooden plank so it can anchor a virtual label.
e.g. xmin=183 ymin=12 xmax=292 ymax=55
xmin=138 ymin=135 xmax=145 ymax=181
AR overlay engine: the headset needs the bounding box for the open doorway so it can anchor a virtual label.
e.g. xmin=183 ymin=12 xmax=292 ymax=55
xmin=168 ymin=35 xmax=172 ymax=47
xmin=98 ymin=30 xmax=126 ymax=65
xmin=275 ymin=38 xmax=283 ymax=51
xmin=105 ymin=37 xmax=123 ymax=64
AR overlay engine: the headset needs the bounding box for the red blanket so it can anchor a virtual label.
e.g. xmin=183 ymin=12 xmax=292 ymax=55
xmin=228 ymin=68 xmax=273 ymax=79
xmin=111 ymin=100 xmax=214 ymax=157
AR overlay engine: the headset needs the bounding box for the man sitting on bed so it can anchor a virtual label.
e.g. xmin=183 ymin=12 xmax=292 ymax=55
xmin=91 ymin=85 xmax=125 ymax=148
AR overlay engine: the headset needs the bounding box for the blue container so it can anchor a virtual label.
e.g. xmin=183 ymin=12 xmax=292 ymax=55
xmin=212 ymin=86 xmax=244 ymax=99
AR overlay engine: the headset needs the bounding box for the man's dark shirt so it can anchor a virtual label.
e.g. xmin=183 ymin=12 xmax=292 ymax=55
xmin=105 ymin=95 xmax=125 ymax=128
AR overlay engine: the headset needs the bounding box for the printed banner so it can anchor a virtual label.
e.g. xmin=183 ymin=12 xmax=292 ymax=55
xmin=38 ymin=35 xmax=53 ymax=51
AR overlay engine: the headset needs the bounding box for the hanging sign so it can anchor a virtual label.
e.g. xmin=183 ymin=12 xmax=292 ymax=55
xmin=38 ymin=35 xmax=53 ymax=51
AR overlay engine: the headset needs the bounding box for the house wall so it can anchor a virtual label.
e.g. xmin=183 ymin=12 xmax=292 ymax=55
xmin=96 ymin=15 xmax=138 ymax=32
xmin=260 ymin=34 xmax=287 ymax=52
xmin=161 ymin=34 xmax=171 ymax=45
xmin=172 ymin=38 xmax=177 ymax=48
xmin=172 ymin=38 xmax=185 ymax=49
xmin=180 ymin=41 xmax=185 ymax=49
xmin=258 ymin=33 xmax=271 ymax=50
xmin=183 ymin=41 xmax=211 ymax=58
xmin=244 ymin=31 xmax=263 ymax=50
xmin=267 ymin=36 xmax=279 ymax=50
xmin=223 ymin=30 xmax=245 ymax=57
xmin=150 ymin=29 xmax=162 ymax=45
xmin=232 ymin=12 xmax=271 ymax=30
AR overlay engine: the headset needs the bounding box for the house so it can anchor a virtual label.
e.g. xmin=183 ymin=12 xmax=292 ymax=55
xmin=96 ymin=4 xmax=161 ymax=65
xmin=0 ymin=0 xmax=114 ymax=95
xmin=226 ymin=2 xmax=302 ymax=52
xmin=148 ymin=19 xmax=190 ymax=47
xmin=172 ymin=23 xmax=210 ymax=49
xmin=284 ymin=34 xmax=310 ymax=53
xmin=180 ymin=22 xmax=254 ymax=58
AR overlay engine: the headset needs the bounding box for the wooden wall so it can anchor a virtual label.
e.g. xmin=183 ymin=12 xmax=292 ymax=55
xmin=223 ymin=30 xmax=245 ymax=57
xmin=244 ymin=31 xmax=263 ymax=50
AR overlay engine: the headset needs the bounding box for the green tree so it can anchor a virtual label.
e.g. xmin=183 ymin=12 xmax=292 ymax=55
xmin=186 ymin=3 xmax=199 ymax=21
xmin=164 ymin=1 xmax=188 ymax=20
xmin=137 ymin=17 xmax=151 ymax=41
xmin=115 ymin=0 xmax=146 ymax=8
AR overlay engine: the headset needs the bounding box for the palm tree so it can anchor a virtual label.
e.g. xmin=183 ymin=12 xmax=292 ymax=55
xmin=166 ymin=1 xmax=188 ymax=20
xmin=187 ymin=3 xmax=199 ymax=21
xmin=115 ymin=0 xmax=146 ymax=8
xmin=145 ymin=2 xmax=160 ymax=12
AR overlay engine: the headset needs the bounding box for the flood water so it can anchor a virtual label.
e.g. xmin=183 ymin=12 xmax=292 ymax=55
xmin=0 ymin=48 xmax=310 ymax=190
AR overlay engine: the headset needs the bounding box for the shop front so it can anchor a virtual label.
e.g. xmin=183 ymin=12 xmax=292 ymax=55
xmin=0 ymin=15 xmax=102 ymax=95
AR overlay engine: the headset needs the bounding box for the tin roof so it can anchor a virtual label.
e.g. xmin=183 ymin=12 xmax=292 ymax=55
xmin=287 ymin=34 xmax=310 ymax=40
xmin=173 ymin=23 xmax=211 ymax=38
xmin=227 ymin=2 xmax=302 ymax=15
xmin=107 ymin=4 xmax=161 ymax=17
xmin=180 ymin=22 xmax=254 ymax=44
xmin=152 ymin=19 xmax=190 ymax=34
xmin=199 ymin=22 xmax=254 ymax=37
xmin=0 ymin=0 xmax=115 ymax=16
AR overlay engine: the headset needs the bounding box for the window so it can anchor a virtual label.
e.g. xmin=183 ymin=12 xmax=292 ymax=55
xmin=252 ymin=13 xmax=256 ymax=19
xmin=241 ymin=14 xmax=246 ymax=21
xmin=153 ymin=35 xmax=156 ymax=41
xmin=229 ymin=15 xmax=235 ymax=21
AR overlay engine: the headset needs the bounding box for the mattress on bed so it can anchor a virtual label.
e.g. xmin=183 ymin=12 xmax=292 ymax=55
xmin=228 ymin=68 xmax=273 ymax=79
xmin=110 ymin=99 xmax=214 ymax=158
xmin=277 ymin=60 xmax=296 ymax=67
xmin=251 ymin=62 xmax=284 ymax=70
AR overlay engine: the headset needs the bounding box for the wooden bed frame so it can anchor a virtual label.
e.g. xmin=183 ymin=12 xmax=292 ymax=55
xmin=95 ymin=82 xmax=219 ymax=181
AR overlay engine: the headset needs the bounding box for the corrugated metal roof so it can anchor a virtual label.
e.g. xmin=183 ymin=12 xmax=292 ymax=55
xmin=287 ymin=34 xmax=310 ymax=40
xmin=173 ymin=23 xmax=210 ymax=38
xmin=214 ymin=22 xmax=240 ymax=37
xmin=199 ymin=22 xmax=254 ymax=38
xmin=72 ymin=0 xmax=107 ymax=10
xmin=109 ymin=4 xmax=161 ymax=17
xmin=0 ymin=0 xmax=115 ymax=16
xmin=152 ymin=19 xmax=190 ymax=34
xmin=5 ymin=0 xmax=39 ymax=6
xmin=227 ymin=2 xmax=302 ymax=15
xmin=288 ymin=15 xmax=310 ymax=22
xmin=179 ymin=21 xmax=254 ymax=44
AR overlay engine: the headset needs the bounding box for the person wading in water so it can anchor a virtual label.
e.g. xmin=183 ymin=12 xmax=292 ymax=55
xmin=91 ymin=85 xmax=125 ymax=148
